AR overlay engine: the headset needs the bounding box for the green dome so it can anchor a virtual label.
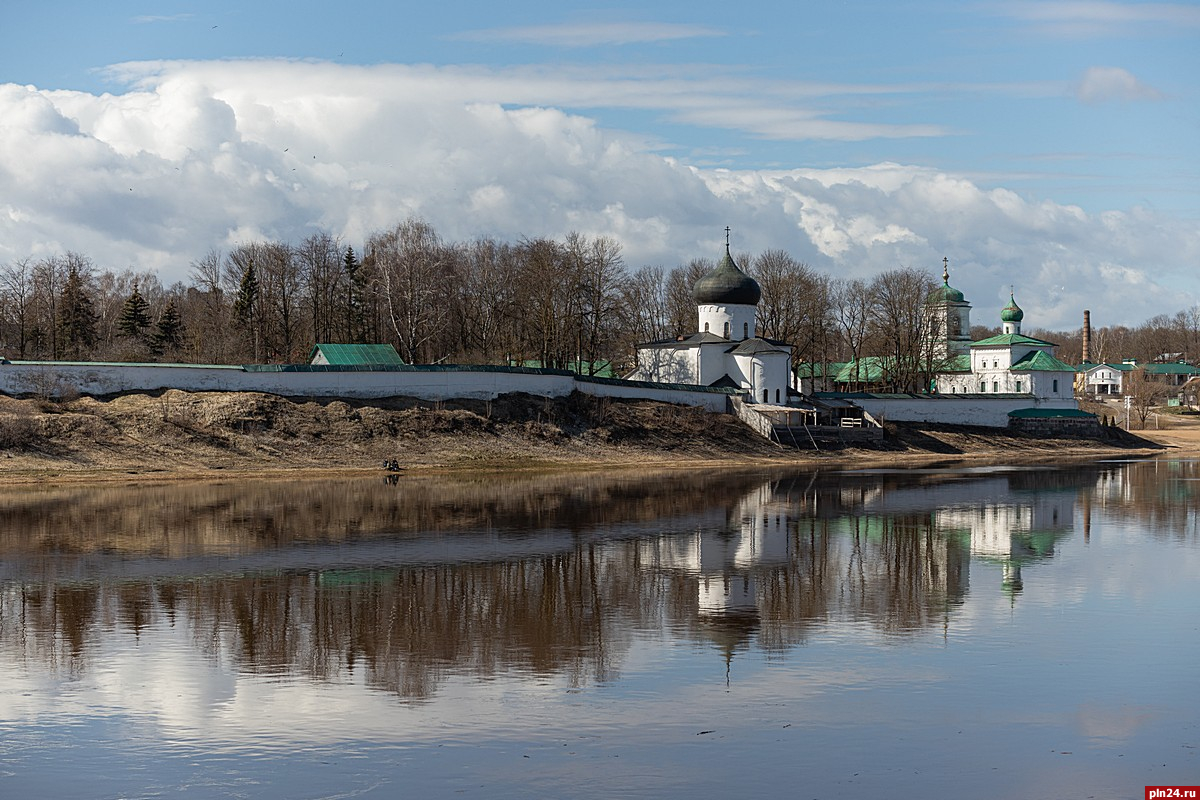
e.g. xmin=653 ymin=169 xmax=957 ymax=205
xmin=692 ymin=248 xmax=761 ymax=306
xmin=1001 ymin=294 xmax=1024 ymax=323
xmin=928 ymin=281 xmax=965 ymax=304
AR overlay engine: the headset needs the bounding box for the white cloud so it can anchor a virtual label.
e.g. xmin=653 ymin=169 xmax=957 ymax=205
xmin=452 ymin=21 xmax=727 ymax=47
xmin=998 ymin=1 xmax=1200 ymax=36
xmin=0 ymin=59 xmax=1196 ymax=329
xmin=1075 ymin=66 xmax=1162 ymax=103
xmin=131 ymin=13 xmax=194 ymax=24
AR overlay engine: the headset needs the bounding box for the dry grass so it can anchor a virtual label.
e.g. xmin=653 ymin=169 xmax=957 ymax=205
xmin=0 ymin=389 xmax=1175 ymax=484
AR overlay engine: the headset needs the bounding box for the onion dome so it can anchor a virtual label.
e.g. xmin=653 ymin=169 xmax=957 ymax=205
xmin=692 ymin=245 xmax=761 ymax=306
xmin=1000 ymin=294 xmax=1024 ymax=323
xmin=927 ymin=256 xmax=965 ymax=303
xmin=927 ymin=281 xmax=965 ymax=304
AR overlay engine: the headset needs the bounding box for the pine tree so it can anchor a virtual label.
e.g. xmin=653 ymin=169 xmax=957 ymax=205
xmin=152 ymin=298 xmax=185 ymax=356
xmin=233 ymin=260 xmax=260 ymax=361
xmin=58 ymin=265 xmax=97 ymax=359
xmin=343 ymin=246 xmax=363 ymax=342
xmin=118 ymin=283 xmax=152 ymax=340
xmin=233 ymin=260 xmax=259 ymax=328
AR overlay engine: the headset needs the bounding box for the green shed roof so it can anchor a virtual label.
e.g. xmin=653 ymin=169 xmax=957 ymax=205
xmin=309 ymin=344 xmax=405 ymax=366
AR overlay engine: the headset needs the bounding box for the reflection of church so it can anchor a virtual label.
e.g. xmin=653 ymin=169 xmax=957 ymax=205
xmin=864 ymin=475 xmax=1076 ymax=598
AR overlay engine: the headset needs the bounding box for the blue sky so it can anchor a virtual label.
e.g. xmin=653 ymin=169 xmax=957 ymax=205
xmin=1 ymin=1 xmax=1197 ymax=329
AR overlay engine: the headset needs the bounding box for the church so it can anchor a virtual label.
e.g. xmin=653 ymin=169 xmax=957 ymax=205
xmin=928 ymin=264 xmax=1075 ymax=402
xmin=626 ymin=239 xmax=793 ymax=405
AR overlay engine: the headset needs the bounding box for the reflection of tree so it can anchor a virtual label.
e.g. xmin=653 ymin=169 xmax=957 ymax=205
xmin=0 ymin=465 xmax=1115 ymax=698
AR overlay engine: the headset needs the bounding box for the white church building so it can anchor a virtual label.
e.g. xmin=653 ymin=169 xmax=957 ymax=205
xmin=934 ymin=290 xmax=1076 ymax=402
xmin=626 ymin=242 xmax=792 ymax=405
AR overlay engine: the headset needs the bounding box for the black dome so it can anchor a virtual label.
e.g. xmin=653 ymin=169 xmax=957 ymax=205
xmin=692 ymin=250 xmax=761 ymax=306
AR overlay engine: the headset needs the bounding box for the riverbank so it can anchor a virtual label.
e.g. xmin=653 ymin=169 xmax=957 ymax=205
xmin=0 ymin=389 xmax=1181 ymax=485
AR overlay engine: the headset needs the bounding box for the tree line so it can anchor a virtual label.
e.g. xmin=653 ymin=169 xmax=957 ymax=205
xmin=1 ymin=217 xmax=1188 ymax=388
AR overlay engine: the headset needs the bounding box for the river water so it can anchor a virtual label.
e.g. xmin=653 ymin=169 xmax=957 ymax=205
xmin=0 ymin=461 xmax=1197 ymax=799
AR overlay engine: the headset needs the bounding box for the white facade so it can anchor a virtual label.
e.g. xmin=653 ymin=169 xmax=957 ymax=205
xmin=935 ymin=294 xmax=1076 ymax=405
xmin=629 ymin=246 xmax=792 ymax=404
xmin=698 ymin=303 xmax=756 ymax=341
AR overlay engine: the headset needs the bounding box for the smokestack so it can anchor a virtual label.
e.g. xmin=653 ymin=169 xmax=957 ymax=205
xmin=1082 ymin=310 xmax=1091 ymax=364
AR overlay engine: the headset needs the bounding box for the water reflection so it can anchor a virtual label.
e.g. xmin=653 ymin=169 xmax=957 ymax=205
xmin=1 ymin=460 xmax=1196 ymax=700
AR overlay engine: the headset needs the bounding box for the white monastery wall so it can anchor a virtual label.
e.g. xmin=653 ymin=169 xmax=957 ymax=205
xmin=0 ymin=361 xmax=732 ymax=413
xmin=850 ymin=395 xmax=1077 ymax=427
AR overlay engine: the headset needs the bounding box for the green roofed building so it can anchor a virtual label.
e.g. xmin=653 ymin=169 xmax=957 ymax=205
xmin=935 ymin=292 xmax=1076 ymax=405
xmin=309 ymin=344 xmax=405 ymax=366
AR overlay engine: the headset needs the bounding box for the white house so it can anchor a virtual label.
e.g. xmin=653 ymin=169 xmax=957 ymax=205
xmin=627 ymin=242 xmax=793 ymax=405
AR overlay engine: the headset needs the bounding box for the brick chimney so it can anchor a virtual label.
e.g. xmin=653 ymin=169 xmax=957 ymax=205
xmin=1082 ymin=310 xmax=1091 ymax=364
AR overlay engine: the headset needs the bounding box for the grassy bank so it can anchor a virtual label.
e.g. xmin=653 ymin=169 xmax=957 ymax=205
xmin=0 ymin=389 xmax=1175 ymax=485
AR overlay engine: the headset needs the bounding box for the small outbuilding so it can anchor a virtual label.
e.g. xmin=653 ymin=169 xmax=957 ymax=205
xmin=308 ymin=344 xmax=405 ymax=367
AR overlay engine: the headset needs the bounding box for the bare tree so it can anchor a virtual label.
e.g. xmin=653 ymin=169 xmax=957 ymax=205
xmin=1125 ymin=367 xmax=1170 ymax=428
xmin=370 ymin=218 xmax=454 ymax=364
xmin=0 ymin=258 xmax=35 ymax=357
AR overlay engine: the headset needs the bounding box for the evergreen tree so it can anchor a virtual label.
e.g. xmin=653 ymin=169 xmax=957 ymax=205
xmin=152 ymin=298 xmax=185 ymax=356
xmin=233 ymin=260 xmax=259 ymax=328
xmin=118 ymin=283 xmax=152 ymax=340
xmin=343 ymin=246 xmax=363 ymax=342
xmin=233 ymin=260 xmax=260 ymax=361
xmin=58 ymin=265 xmax=97 ymax=359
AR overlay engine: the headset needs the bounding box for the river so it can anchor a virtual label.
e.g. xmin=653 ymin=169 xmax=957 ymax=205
xmin=1 ymin=460 xmax=1196 ymax=798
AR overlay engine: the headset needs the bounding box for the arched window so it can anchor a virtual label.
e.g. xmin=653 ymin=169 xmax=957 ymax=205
xmin=775 ymin=389 xmax=780 ymax=403
xmin=723 ymin=322 xmax=730 ymax=338
xmin=704 ymin=322 xmax=709 ymax=332
xmin=743 ymin=322 xmax=749 ymax=339
xmin=762 ymin=389 xmax=768 ymax=402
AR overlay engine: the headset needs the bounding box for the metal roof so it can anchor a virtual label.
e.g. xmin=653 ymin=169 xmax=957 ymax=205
xmin=309 ymin=344 xmax=405 ymax=366
xmin=970 ymin=333 xmax=1057 ymax=348
xmin=1009 ymin=350 xmax=1076 ymax=372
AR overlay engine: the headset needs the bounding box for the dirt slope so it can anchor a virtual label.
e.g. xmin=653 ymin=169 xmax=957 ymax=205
xmin=0 ymin=390 xmax=1168 ymax=483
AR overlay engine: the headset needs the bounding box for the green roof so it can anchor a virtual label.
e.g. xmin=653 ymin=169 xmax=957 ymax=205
xmin=971 ymin=333 xmax=1057 ymax=348
xmin=514 ymin=359 xmax=617 ymax=377
xmin=1007 ymin=408 xmax=1097 ymax=419
xmin=944 ymin=354 xmax=972 ymax=373
xmin=309 ymin=344 xmax=405 ymax=366
xmin=794 ymin=361 xmax=848 ymax=378
xmin=1144 ymin=362 xmax=1200 ymax=375
xmin=1009 ymin=350 xmax=1076 ymax=372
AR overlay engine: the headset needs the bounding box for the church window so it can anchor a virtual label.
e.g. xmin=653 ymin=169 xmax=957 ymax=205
xmin=762 ymin=389 xmax=768 ymax=402
xmin=1053 ymin=379 xmax=1059 ymax=393
xmin=704 ymin=322 xmax=709 ymax=332
xmin=723 ymin=322 xmax=730 ymax=338
xmin=1015 ymin=380 xmax=1022 ymax=393
xmin=743 ymin=322 xmax=749 ymax=339
xmin=775 ymin=389 xmax=780 ymax=403
xmin=980 ymin=382 xmax=986 ymax=392
xmin=993 ymin=381 xmax=999 ymax=392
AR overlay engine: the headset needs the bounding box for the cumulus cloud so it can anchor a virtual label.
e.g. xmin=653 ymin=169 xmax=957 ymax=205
xmin=0 ymin=59 xmax=1196 ymax=330
xmin=1075 ymin=66 xmax=1162 ymax=103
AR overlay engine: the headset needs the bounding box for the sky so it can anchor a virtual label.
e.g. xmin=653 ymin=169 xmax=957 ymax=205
xmin=0 ymin=1 xmax=1197 ymax=331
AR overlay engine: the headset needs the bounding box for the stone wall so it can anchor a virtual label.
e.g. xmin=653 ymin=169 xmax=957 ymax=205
xmin=0 ymin=361 xmax=735 ymax=413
